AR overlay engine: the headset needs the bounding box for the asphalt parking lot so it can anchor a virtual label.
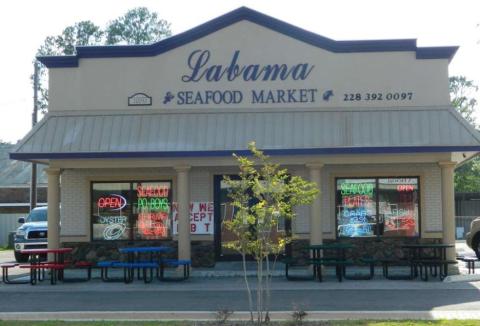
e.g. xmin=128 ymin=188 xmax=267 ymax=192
xmin=0 ymin=241 xmax=478 ymax=321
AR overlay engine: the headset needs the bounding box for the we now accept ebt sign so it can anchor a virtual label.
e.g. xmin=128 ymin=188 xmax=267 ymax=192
xmin=172 ymin=202 xmax=214 ymax=235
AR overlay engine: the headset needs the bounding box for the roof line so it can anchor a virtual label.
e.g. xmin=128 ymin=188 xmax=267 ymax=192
xmin=10 ymin=146 xmax=480 ymax=162
xmin=11 ymin=113 xmax=51 ymax=155
xmin=447 ymin=107 xmax=480 ymax=143
xmin=46 ymin=105 xmax=453 ymax=117
xmin=37 ymin=6 xmax=458 ymax=68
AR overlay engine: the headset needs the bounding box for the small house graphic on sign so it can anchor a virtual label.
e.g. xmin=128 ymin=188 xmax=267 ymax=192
xmin=128 ymin=93 xmax=152 ymax=106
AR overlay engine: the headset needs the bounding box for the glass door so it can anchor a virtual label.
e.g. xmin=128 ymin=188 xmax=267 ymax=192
xmin=213 ymin=175 xmax=289 ymax=260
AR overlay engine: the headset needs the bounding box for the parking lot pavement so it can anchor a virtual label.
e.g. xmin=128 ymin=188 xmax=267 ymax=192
xmin=0 ymin=246 xmax=478 ymax=319
xmin=0 ymin=277 xmax=478 ymax=316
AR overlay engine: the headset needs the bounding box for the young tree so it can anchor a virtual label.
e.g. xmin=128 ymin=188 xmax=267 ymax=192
xmin=33 ymin=7 xmax=172 ymax=113
xmin=223 ymin=142 xmax=318 ymax=324
xmin=450 ymin=76 xmax=480 ymax=193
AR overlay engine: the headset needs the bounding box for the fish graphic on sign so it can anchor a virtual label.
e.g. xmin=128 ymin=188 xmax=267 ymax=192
xmin=323 ymin=90 xmax=334 ymax=101
xmin=163 ymin=92 xmax=175 ymax=104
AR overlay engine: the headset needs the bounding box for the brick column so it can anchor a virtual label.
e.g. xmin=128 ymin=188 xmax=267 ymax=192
xmin=45 ymin=168 xmax=61 ymax=259
xmin=438 ymin=161 xmax=456 ymax=262
xmin=307 ymin=163 xmax=324 ymax=245
xmin=175 ymin=166 xmax=191 ymax=261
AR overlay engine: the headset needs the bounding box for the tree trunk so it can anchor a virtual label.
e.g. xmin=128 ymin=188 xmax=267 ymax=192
xmin=257 ymin=254 xmax=263 ymax=325
xmin=241 ymin=252 xmax=254 ymax=322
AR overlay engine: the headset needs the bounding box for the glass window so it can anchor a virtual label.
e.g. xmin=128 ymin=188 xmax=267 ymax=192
xmin=133 ymin=181 xmax=171 ymax=240
xmin=336 ymin=177 xmax=420 ymax=238
xmin=92 ymin=182 xmax=131 ymax=241
xmin=91 ymin=181 xmax=172 ymax=241
xmin=336 ymin=179 xmax=377 ymax=237
xmin=379 ymin=178 xmax=419 ymax=237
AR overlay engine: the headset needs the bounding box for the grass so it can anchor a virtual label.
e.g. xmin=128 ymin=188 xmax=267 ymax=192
xmin=0 ymin=321 xmax=478 ymax=326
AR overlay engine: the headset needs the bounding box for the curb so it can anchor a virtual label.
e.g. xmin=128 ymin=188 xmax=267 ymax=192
xmin=444 ymin=274 xmax=480 ymax=282
xmin=0 ymin=310 xmax=479 ymax=321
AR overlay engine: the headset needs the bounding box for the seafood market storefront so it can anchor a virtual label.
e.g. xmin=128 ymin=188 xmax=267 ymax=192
xmin=10 ymin=7 xmax=480 ymax=266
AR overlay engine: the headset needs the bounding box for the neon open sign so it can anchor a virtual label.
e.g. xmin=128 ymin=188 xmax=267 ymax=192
xmin=97 ymin=194 xmax=127 ymax=210
xmin=396 ymin=184 xmax=415 ymax=192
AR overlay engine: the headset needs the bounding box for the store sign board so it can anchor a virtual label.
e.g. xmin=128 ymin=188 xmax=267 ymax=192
xmin=159 ymin=48 xmax=415 ymax=108
xmin=53 ymin=21 xmax=448 ymax=111
xmin=172 ymin=201 xmax=214 ymax=235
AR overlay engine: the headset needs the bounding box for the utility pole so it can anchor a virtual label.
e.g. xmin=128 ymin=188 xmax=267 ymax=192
xmin=30 ymin=61 xmax=38 ymax=211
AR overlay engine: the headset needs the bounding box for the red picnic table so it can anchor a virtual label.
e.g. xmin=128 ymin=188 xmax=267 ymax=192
xmin=19 ymin=248 xmax=73 ymax=285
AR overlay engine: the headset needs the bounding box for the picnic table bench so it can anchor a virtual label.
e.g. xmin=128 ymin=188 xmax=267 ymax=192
xmin=457 ymin=256 xmax=479 ymax=274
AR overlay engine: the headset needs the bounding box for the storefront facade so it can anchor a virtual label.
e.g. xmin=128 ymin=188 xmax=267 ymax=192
xmin=11 ymin=7 xmax=480 ymax=266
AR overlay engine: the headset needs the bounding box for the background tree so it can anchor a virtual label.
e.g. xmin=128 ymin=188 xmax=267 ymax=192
xmin=34 ymin=7 xmax=171 ymax=113
xmin=105 ymin=7 xmax=171 ymax=45
xmin=450 ymin=76 xmax=480 ymax=192
xmin=223 ymin=142 xmax=318 ymax=324
xmin=34 ymin=21 xmax=103 ymax=112
xmin=450 ymin=76 xmax=478 ymax=128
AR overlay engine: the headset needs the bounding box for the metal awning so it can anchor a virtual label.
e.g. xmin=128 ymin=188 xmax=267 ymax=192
xmin=10 ymin=107 xmax=480 ymax=162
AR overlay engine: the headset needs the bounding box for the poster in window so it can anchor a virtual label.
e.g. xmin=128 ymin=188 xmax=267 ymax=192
xmin=172 ymin=202 xmax=214 ymax=235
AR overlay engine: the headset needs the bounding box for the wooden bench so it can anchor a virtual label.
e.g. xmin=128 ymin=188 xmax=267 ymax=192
xmin=159 ymin=259 xmax=191 ymax=281
xmin=1 ymin=263 xmax=29 ymax=284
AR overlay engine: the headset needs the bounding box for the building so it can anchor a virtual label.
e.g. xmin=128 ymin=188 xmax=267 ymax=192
xmin=0 ymin=143 xmax=47 ymax=246
xmin=10 ymin=7 xmax=480 ymax=265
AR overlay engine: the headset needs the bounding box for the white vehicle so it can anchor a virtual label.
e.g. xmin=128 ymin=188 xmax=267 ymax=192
xmin=14 ymin=206 xmax=48 ymax=262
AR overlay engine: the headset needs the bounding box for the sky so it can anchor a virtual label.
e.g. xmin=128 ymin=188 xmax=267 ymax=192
xmin=0 ymin=0 xmax=479 ymax=143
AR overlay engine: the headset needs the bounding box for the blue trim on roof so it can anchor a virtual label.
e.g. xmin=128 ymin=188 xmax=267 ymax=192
xmin=38 ymin=56 xmax=78 ymax=68
xmin=37 ymin=7 xmax=458 ymax=68
xmin=9 ymin=146 xmax=480 ymax=161
xmin=416 ymin=46 xmax=458 ymax=60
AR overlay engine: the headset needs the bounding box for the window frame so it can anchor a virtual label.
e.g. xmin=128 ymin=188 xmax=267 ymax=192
xmin=334 ymin=176 xmax=421 ymax=239
xmin=90 ymin=180 xmax=173 ymax=242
